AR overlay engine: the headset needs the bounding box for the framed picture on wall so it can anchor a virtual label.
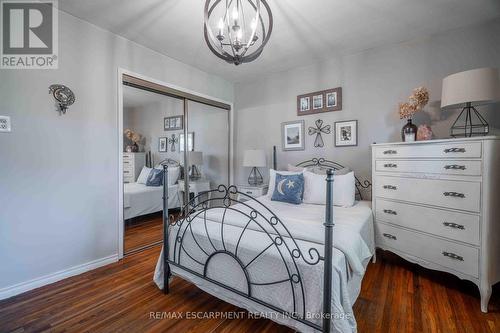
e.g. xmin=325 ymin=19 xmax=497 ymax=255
xmin=158 ymin=137 xmax=168 ymax=152
xmin=298 ymin=96 xmax=310 ymax=113
xmin=334 ymin=120 xmax=357 ymax=147
xmin=164 ymin=115 xmax=183 ymax=131
xmin=282 ymin=120 xmax=305 ymax=151
xmin=297 ymin=87 xmax=342 ymax=115
xmin=179 ymin=132 xmax=195 ymax=152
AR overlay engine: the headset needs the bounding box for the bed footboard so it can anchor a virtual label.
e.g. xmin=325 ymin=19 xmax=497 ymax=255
xmin=162 ymin=166 xmax=335 ymax=332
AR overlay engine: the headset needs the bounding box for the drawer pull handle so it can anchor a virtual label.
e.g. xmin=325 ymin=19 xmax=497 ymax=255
xmin=443 ymin=222 xmax=465 ymax=230
xmin=444 ymin=164 xmax=466 ymax=170
xmin=383 ymin=233 xmax=397 ymax=240
xmin=443 ymin=191 xmax=465 ymax=198
xmin=383 ymin=185 xmax=397 ymax=190
xmin=245 ymin=191 xmax=253 ymax=194
xmin=383 ymin=150 xmax=397 ymax=155
xmin=442 ymin=251 xmax=464 ymax=261
xmin=124 ymin=171 xmax=129 ymax=174
xmin=383 ymin=209 xmax=397 ymax=215
xmin=124 ymin=161 xmax=130 ymax=164
xmin=444 ymin=148 xmax=466 ymax=153
xmin=383 ymin=163 xmax=398 ymax=168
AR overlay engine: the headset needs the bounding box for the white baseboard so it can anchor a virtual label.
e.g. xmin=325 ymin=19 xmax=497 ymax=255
xmin=0 ymin=254 xmax=119 ymax=301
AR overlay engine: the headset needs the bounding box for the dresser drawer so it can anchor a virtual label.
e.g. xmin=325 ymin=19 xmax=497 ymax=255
xmin=239 ymin=187 xmax=263 ymax=197
xmin=123 ymin=174 xmax=135 ymax=183
xmin=375 ymin=176 xmax=481 ymax=212
xmin=375 ymin=159 xmax=482 ymax=176
xmin=376 ymin=199 xmax=480 ymax=245
xmin=374 ymin=141 xmax=481 ymax=159
xmin=376 ymin=222 xmax=479 ymax=277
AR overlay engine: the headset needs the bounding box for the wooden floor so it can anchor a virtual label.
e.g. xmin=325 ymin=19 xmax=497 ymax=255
xmin=124 ymin=214 xmax=163 ymax=254
xmin=1 ymin=248 xmax=500 ymax=333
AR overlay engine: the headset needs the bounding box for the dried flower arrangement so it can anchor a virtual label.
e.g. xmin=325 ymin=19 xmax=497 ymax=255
xmin=399 ymin=86 xmax=430 ymax=119
xmin=124 ymin=129 xmax=142 ymax=144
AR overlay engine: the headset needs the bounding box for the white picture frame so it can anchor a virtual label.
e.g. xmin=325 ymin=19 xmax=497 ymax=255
xmin=313 ymin=94 xmax=323 ymax=109
xmin=326 ymin=91 xmax=337 ymax=108
xmin=158 ymin=137 xmax=168 ymax=152
xmin=179 ymin=132 xmax=194 ymax=152
xmin=299 ymin=96 xmax=310 ymax=112
xmin=282 ymin=120 xmax=305 ymax=151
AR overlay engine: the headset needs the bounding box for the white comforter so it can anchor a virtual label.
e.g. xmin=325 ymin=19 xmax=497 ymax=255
xmin=154 ymin=198 xmax=374 ymax=332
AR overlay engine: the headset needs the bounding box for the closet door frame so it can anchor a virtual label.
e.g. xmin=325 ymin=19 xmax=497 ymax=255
xmin=117 ymin=68 xmax=234 ymax=259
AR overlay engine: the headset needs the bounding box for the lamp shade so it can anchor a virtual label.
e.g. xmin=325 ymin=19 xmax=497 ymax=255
xmin=441 ymin=68 xmax=500 ymax=109
xmin=243 ymin=149 xmax=266 ymax=167
xmin=181 ymin=151 xmax=203 ymax=165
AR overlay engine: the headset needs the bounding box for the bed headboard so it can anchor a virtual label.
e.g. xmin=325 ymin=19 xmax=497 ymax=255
xmin=272 ymin=145 xmax=371 ymax=200
xmin=158 ymin=158 xmax=180 ymax=166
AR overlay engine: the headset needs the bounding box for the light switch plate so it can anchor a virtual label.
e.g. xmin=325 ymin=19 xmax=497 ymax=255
xmin=0 ymin=116 xmax=11 ymax=132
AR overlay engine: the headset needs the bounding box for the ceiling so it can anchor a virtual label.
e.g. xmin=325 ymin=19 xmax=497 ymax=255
xmin=59 ymin=0 xmax=500 ymax=83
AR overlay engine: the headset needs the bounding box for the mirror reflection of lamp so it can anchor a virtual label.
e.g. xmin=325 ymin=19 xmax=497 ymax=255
xmin=243 ymin=149 xmax=266 ymax=186
xmin=183 ymin=151 xmax=203 ymax=180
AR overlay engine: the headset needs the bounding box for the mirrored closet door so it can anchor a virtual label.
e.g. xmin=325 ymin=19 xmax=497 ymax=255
xmin=121 ymin=74 xmax=231 ymax=256
xmin=181 ymin=100 xmax=230 ymax=209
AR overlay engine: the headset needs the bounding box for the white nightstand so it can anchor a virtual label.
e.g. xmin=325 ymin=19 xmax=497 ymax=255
xmin=178 ymin=179 xmax=211 ymax=207
xmin=237 ymin=184 xmax=268 ymax=202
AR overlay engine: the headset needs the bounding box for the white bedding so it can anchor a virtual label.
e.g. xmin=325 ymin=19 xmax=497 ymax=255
xmin=124 ymin=182 xmax=180 ymax=220
xmin=154 ymin=198 xmax=374 ymax=332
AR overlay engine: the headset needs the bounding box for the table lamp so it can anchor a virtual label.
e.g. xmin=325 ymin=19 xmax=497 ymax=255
xmin=184 ymin=151 xmax=203 ymax=180
xmin=243 ymin=149 xmax=266 ymax=186
xmin=441 ymin=67 xmax=500 ymax=137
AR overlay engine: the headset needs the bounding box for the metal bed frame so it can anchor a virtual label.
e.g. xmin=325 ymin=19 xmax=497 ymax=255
xmin=160 ymin=147 xmax=371 ymax=332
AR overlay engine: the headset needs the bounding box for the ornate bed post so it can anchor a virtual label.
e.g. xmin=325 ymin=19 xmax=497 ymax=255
xmin=323 ymin=169 xmax=335 ymax=332
xmin=162 ymin=164 xmax=170 ymax=294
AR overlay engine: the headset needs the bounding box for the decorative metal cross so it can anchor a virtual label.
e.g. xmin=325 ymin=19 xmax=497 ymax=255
xmin=168 ymin=134 xmax=178 ymax=152
xmin=308 ymin=119 xmax=331 ymax=148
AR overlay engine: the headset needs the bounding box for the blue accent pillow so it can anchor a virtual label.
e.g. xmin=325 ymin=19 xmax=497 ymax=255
xmin=271 ymin=173 xmax=304 ymax=205
xmin=146 ymin=169 xmax=163 ymax=187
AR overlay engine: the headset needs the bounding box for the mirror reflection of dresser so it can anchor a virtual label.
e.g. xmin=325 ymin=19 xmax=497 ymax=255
xmin=123 ymin=152 xmax=145 ymax=183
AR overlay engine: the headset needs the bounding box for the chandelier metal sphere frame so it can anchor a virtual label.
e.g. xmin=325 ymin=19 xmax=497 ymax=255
xmin=204 ymin=0 xmax=273 ymax=65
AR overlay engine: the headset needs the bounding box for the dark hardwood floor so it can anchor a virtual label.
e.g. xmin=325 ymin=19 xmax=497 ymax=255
xmin=124 ymin=213 xmax=163 ymax=254
xmin=1 ymin=248 xmax=499 ymax=333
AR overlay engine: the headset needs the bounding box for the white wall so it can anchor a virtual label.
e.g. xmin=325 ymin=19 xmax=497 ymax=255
xmin=234 ymin=19 xmax=500 ymax=190
xmin=0 ymin=10 xmax=233 ymax=296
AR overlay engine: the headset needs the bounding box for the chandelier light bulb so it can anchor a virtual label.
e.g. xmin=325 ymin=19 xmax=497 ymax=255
xmin=232 ymin=6 xmax=238 ymax=21
xmin=251 ymin=18 xmax=257 ymax=30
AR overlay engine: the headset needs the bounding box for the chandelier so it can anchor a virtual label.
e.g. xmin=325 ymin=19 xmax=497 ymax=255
xmin=204 ymin=0 xmax=273 ymax=65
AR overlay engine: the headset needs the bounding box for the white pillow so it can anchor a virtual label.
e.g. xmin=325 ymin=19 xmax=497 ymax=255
xmin=155 ymin=165 xmax=180 ymax=186
xmin=287 ymin=164 xmax=305 ymax=172
xmin=137 ymin=166 xmax=152 ymax=184
xmin=267 ymin=169 xmax=304 ymax=198
xmin=303 ymin=170 xmax=356 ymax=207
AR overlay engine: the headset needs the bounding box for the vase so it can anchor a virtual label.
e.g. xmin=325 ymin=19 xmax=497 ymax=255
xmin=131 ymin=142 xmax=139 ymax=152
xmin=417 ymin=124 xmax=433 ymax=141
xmin=401 ymin=119 xmax=418 ymax=142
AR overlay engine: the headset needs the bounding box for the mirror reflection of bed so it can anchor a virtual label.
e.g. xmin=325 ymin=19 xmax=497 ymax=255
xmin=121 ymin=80 xmax=230 ymax=255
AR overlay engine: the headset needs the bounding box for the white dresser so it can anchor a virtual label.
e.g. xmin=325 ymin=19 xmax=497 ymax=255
xmin=123 ymin=152 xmax=145 ymax=183
xmin=372 ymin=136 xmax=500 ymax=312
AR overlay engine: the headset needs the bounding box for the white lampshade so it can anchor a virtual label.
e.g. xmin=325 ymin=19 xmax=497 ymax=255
xmin=243 ymin=149 xmax=266 ymax=167
xmin=181 ymin=151 xmax=203 ymax=165
xmin=441 ymin=68 xmax=500 ymax=109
